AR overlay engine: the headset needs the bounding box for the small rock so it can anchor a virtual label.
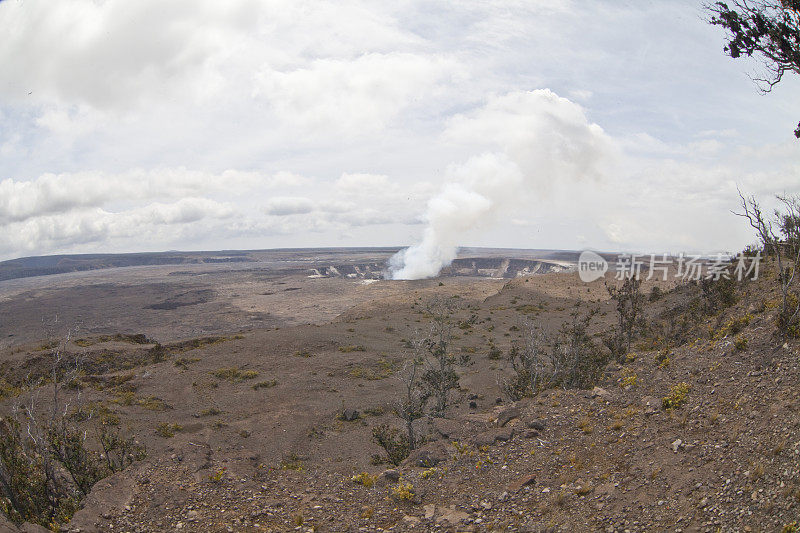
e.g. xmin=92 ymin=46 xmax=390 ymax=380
xmin=432 ymin=418 xmax=462 ymax=439
xmin=507 ymin=473 xmax=536 ymax=492
xmin=402 ymin=515 xmax=420 ymax=525
xmin=526 ymin=419 xmax=546 ymax=431
xmin=641 ymin=396 xmax=660 ymax=415
xmin=672 ymin=439 xmax=683 ymax=453
xmin=591 ymin=386 xmax=611 ymax=400
xmin=341 ymin=408 xmax=360 ymax=421
xmin=437 ymin=507 xmax=469 ymax=526
xmin=423 ymin=504 xmax=436 ymax=519
xmin=383 ymin=468 xmax=400 ymax=481
xmin=472 ymin=427 xmax=515 ymax=447
xmin=496 ymin=406 xmax=521 ymax=427
xmin=404 ymin=441 xmax=448 ymax=467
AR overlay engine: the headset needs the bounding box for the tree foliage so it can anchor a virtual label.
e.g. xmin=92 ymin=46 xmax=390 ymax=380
xmin=707 ymin=1 xmax=800 ymax=137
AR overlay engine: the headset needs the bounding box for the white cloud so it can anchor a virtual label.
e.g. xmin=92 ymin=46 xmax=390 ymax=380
xmin=0 ymin=0 xmax=798 ymax=260
xmin=263 ymin=197 xmax=315 ymax=216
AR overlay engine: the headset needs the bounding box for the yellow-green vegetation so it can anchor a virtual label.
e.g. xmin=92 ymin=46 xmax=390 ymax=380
xmin=111 ymin=392 xmax=169 ymax=411
xmin=452 ymin=440 xmax=475 ymax=459
xmin=199 ymin=407 xmax=221 ymax=417
xmin=420 ymin=467 xmax=440 ymax=480
xmin=348 ymin=358 xmax=397 ymax=380
xmin=734 ymin=334 xmax=748 ymax=351
xmin=391 ymin=482 xmax=415 ymax=501
xmin=36 ymin=340 xmax=59 ymax=351
xmin=338 ymin=344 xmax=366 ymax=353
xmin=711 ymin=314 xmax=752 ymax=340
xmin=162 ymin=335 xmax=244 ymax=355
xmin=620 ymin=368 xmax=637 ymax=388
xmin=782 ymin=522 xmax=799 ymax=533
xmin=294 ymin=350 xmax=313 ymax=357
xmin=351 ymin=471 xmax=378 ymax=487
xmin=208 ymin=467 xmax=226 ymax=483
xmin=654 ymin=350 xmax=670 ymax=368
xmin=82 ymin=372 xmax=135 ymax=391
xmin=74 ymin=333 xmax=152 ymax=347
xmin=252 ymin=379 xmax=277 ymax=390
xmin=173 ymin=357 xmax=200 ymax=369
xmin=0 ymin=377 xmax=22 ymax=399
xmin=210 ymin=367 xmax=259 ymax=383
xmin=156 ymin=422 xmax=182 ymax=438
xmin=577 ymin=416 xmax=594 ymax=434
xmin=281 ymin=453 xmax=306 ymax=471
xmin=662 ymin=382 xmax=690 ymax=410
xmin=515 ymin=303 xmax=545 ymax=315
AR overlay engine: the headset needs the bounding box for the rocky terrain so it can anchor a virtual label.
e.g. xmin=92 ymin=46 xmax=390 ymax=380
xmin=0 ymin=251 xmax=797 ymax=532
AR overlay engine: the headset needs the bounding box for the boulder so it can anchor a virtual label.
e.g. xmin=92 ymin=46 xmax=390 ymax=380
xmin=496 ymin=406 xmax=521 ymax=427
xmin=403 ymin=441 xmax=448 ymax=467
xmin=507 ymin=473 xmax=537 ymax=493
xmin=472 ymin=427 xmax=515 ymax=447
xmin=341 ymin=408 xmax=360 ymax=421
xmin=526 ymin=419 xmax=546 ymax=431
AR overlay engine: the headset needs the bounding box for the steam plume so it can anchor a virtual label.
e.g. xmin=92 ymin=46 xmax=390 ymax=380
xmin=388 ymin=89 xmax=614 ymax=280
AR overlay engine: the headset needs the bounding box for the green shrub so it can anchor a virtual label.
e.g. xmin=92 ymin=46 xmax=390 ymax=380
xmin=662 ymin=382 xmax=689 ymax=410
xmin=371 ymin=424 xmax=411 ymax=466
xmin=155 ymin=423 xmax=182 ymax=438
xmin=210 ymin=367 xmax=259 ymax=383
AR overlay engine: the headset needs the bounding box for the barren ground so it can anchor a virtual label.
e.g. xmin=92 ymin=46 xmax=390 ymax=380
xmin=0 ymin=249 xmax=796 ymax=532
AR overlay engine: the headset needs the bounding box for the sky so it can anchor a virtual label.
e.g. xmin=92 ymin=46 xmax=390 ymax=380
xmin=0 ymin=0 xmax=798 ymax=263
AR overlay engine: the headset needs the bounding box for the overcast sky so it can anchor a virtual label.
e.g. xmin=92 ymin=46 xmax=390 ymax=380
xmin=0 ymin=0 xmax=798 ymax=262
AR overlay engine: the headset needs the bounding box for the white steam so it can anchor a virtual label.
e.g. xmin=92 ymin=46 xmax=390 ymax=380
xmin=388 ymin=89 xmax=615 ymax=280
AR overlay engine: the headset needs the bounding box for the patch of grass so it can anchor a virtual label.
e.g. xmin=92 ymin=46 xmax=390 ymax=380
xmin=734 ymin=334 xmax=748 ymax=351
xmin=210 ymin=367 xmax=259 ymax=383
xmin=420 ymin=467 xmax=439 ymax=480
xmin=391 ymin=482 xmax=415 ymax=501
xmin=711 ymin=314 xmax=752 ymax=340
xmin=281 ymin=453 xmax=306 ymax=471
xmin=207 ymin=467 xmax=226 ymax=483
xmin=294 ymin=350 xmax=313 ymax=358
xmin=338 ymin=344 xmax=366 ymax=353
xmin=351 ymin=471 xmax=378 ymax=487
xmin=174 ymin=357 xmax=200 ymax=369
xmin=74 ymin=334 xmax=153 ymax=347
xmin=138 ymin=396 xmax=169 ymax=411
xmin=199 ymin=407 xmax=221 ymax=417
xmin=620 ymin=368 xmax=637 ymax=388
xmin=662 ymin=382 xmax=690 ymax=410
xmin=0 ymin=378 xmax=22 ymax=400
xmin=111 ymin=392 xmax=169 ymax=411
xmin=577 ymin=417 xmax=593 ymax=434
xmin=156 ymin=422 xmax=182 ymax=438
xmin=167 ymin=335 xmax=243 ymax=354
xmin=349 ymin=359 xmax=398 ymax=380
xmin=252 ymin=379 xmax=277 ymax=390
xmin=654 ymin=350 xmax=670 ymax=368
